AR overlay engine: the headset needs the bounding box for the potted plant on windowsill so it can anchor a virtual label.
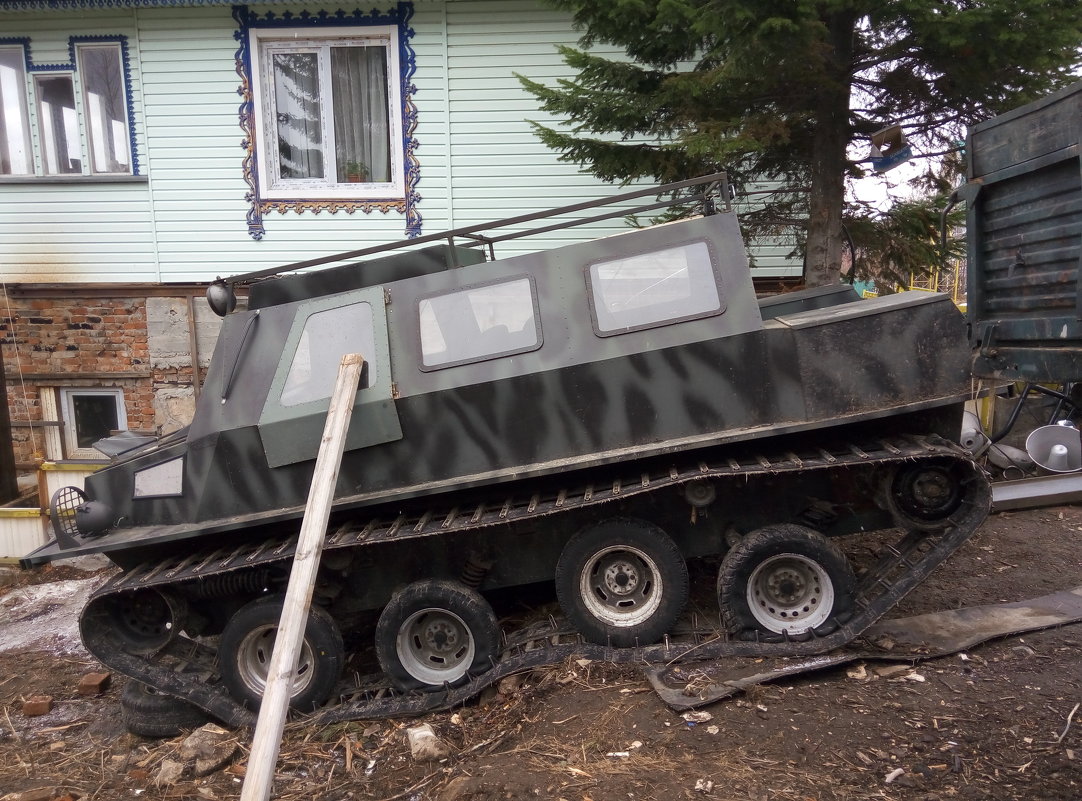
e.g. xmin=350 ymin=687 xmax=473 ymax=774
xmin=344 ymin=160 xmax=369 ymax=183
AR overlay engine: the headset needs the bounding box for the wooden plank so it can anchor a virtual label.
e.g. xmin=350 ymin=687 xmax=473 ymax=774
xmin=239 ymin=353 xmax=363 ymax=801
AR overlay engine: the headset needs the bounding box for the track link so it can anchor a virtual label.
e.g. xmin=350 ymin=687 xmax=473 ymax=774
xmin=79 ymin=434 xmax=991 ymax=727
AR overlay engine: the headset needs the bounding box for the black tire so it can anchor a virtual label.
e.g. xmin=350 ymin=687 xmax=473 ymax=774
xmin=555 ymin=518 xmax=689 ymax=647
xmin=120 ymin=681 xmax=208 ymax=738
xmin=718 ymin=524 xmax=855 ymax=639
xmin=884 ymin=460 xmax=965 ymax=531
xmin=218 ymin=594 xmax=344 ymax=712
xmin=375 ymin=579 xmax=500 ymax=691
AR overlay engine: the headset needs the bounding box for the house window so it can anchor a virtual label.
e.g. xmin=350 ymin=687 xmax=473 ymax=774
xmin=34 ymin=73 xmax=80 ymax=174
xmin=77 ymin=44 xmax=133 ymax=174
xmin=0 ymin=40 xmax=133 ymax=177
xmin=586 ymin=241 xmax=726 ymax=336
xmin=0 ymin=47 xmax=32 ymax=175
xmin=250 ymin=26 xmax=404 ymax=200
xmin=59 ymin=388 xmax=127 ymax=459
xmin=418 ymin=277 xmax=542 ymax=370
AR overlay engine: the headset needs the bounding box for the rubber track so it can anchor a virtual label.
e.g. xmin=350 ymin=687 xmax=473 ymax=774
xmin=79 ymin=434 xmax=991 ymax=727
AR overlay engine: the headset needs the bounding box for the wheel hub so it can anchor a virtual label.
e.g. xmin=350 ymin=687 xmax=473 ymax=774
xmin=398 ymin=608 xmax=474 ymax=683
xmin=765 ymin=568 xmax=807 ymax=604
xmin=237 ymin=624 xmax=316 ymax=697
xmin=423 ymin=619 xmax=460 ymax=654
xmin=580 ymin=545 xmax=664 ymax=627
xmin=603 ymin=560 xmax=640 ymax=596
xmin=890 ymin=463 xmax=963 ymax=523
xmin=746 ymin=552 xmax=834 ymax=634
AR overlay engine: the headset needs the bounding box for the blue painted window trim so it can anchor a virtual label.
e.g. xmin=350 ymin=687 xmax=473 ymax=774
xmin=0 ymin=34 xmax=140 ymax=176
xmin=233 ymin=3 xmax=421 ymax=241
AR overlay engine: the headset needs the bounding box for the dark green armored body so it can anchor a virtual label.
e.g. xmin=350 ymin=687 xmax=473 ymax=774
xmin=27 ymin=175 xmax=990 ymax=725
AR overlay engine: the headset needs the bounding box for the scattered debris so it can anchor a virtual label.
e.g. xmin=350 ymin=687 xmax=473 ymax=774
xmin=648 ymin=586 xmax=1082 ymax=710
xmin=179 ymin=724 xmax=239 ymax=777
xmin=497 ymin=673 xmax=524 ymax=696
xmin=1056 ymin=702 xmax=1080 ymax=744
xmin=407 ymin=723 xmax=450 ymax=761
xmin=872 ymin=664 xmax=912 ymax=678
xmin=154 ymin=759 xmax=185 ymax=786
xmin=694 ymin=778 xmax=714 ymax=793
xmin=681 ymin=711 xmax=713 ymax=724
xmin=845 ymin=663 xmax=868 ymax=680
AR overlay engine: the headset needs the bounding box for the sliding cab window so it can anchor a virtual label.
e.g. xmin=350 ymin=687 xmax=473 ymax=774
xmin=418 ymin=277 xmax=542 ymax=370
xmin=586 ymin=241 xmax=725 ymax=336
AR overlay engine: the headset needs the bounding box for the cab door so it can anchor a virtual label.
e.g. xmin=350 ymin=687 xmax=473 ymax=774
xmin=257 ymin=286 xmax=401 ymax=468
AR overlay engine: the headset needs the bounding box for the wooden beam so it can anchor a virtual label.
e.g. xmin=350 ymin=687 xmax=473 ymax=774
xmin=239 ymin=353 xmax=363 ymax=801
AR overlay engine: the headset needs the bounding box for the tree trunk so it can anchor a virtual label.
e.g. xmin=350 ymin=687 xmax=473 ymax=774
xmin=803 ymin=13 xmax=857 ymax=288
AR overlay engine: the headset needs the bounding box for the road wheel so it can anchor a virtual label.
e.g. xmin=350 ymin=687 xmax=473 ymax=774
xmin=718 ymin=524 xmax=855 ymax=638
xmin=218 ymin=594 xmax=344 ymax=712
xmin=120 ymin=681 xmax=208 ymax=738
xmin=555 ymin=518 xmax=689 ymax=647
xmin=884 ymin=460 xmax=965 ymax=530
xmin=375 ymin=579 xmax=500 ymax=691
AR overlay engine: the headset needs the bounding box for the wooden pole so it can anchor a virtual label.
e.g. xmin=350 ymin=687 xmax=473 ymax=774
xmin=239 ymin=353 xmax=364 ymax=801
xmin=0 ymin=353 xmax=18 ymax=503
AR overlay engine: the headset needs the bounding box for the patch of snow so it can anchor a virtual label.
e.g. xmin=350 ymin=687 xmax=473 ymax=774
xmin=0 ymin=576 xmax=107 ymax=655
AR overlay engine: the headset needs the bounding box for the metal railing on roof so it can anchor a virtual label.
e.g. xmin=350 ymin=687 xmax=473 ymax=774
xmin=226 ymin=172 xmax=731 ymax=285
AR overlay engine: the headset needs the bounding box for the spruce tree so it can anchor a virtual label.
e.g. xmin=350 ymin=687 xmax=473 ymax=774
xmin=520 ymin=0 xmax=1081 ymax=286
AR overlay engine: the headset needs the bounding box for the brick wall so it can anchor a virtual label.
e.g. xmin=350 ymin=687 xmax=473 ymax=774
xmin=1 ymin=287 xmax=218 ymax=468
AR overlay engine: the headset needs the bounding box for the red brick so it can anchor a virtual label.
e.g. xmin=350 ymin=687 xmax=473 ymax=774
xmin=22 ymin=696 xmax=53 ymax=716
xmin=77 ymin=672 xmax=111 ymax=696
xmin=15 ymin=788 xmax=56 ymax=801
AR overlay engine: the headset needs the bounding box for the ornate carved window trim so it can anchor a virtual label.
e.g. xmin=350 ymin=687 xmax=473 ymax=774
xmin=233 ymin=3 xmax=421 ymax=241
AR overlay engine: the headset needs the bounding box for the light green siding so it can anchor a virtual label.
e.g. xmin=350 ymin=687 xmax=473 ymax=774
xmin=0 ymin=0 xmax=801 ymax=283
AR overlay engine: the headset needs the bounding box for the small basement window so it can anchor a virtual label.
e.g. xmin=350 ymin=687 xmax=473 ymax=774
xmin=59 ymin=387 xmax=127 ymax=459
xmin=418 ymin=277 xmax=541 ymax=370
xmin=586 ymin=241 xmax=724 ymax=335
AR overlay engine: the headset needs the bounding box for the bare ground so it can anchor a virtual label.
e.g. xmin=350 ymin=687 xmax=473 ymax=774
xmin=1 ymin=505 xmax=1080 ymax=801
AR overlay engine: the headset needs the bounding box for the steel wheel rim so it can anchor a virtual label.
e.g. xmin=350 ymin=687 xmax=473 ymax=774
xmin=892 ymin=465 xmax=962 ymax=520
xmin=235 ymin=623 xmax=316 ymax=698
xmin=396 ymin=607 xmax=476 ymax=685
xmin=579 ymin=545 xmax=663 ymax=628
xmin=746 ymin=553 xmax=834 ymax=633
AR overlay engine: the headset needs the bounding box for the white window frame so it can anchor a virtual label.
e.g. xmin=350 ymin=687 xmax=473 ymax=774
xmin=76 ymin=43 xmax=134 ymax=175
xmin=0 ymin=46 xmax=33 ymax=176
xmin=33 ymin=71 xmax=82 ymax=175
xmin=59 ymin=387 xmax=127 ymax=460
xmin=0 ymin=41 xmax=132 ymax=178
xmin=249 ymin=25 xmax=405 ymax=201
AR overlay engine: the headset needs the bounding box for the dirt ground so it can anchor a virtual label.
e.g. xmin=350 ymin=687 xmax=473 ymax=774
xmin=1 ymin=504 xmax=1081 ymax=801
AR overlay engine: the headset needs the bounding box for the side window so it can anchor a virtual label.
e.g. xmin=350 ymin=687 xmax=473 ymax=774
xmin=418 ymin=277 xmax=541 ymax=370
xmin=59 ymin=387 xmax=127 ymax=459
xmin=281 ymin=302 xmax=375 ymax=406
xmin=586 ymin=241 xmax=724 ymax=335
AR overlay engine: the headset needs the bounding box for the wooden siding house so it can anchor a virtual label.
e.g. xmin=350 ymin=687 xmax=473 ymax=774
xmin=0 ymin=0 xmax=801 ymax=526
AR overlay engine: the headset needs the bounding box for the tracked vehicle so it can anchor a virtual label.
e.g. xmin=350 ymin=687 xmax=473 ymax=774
xmin=25 ymin=173 xmax=990 ymax=725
